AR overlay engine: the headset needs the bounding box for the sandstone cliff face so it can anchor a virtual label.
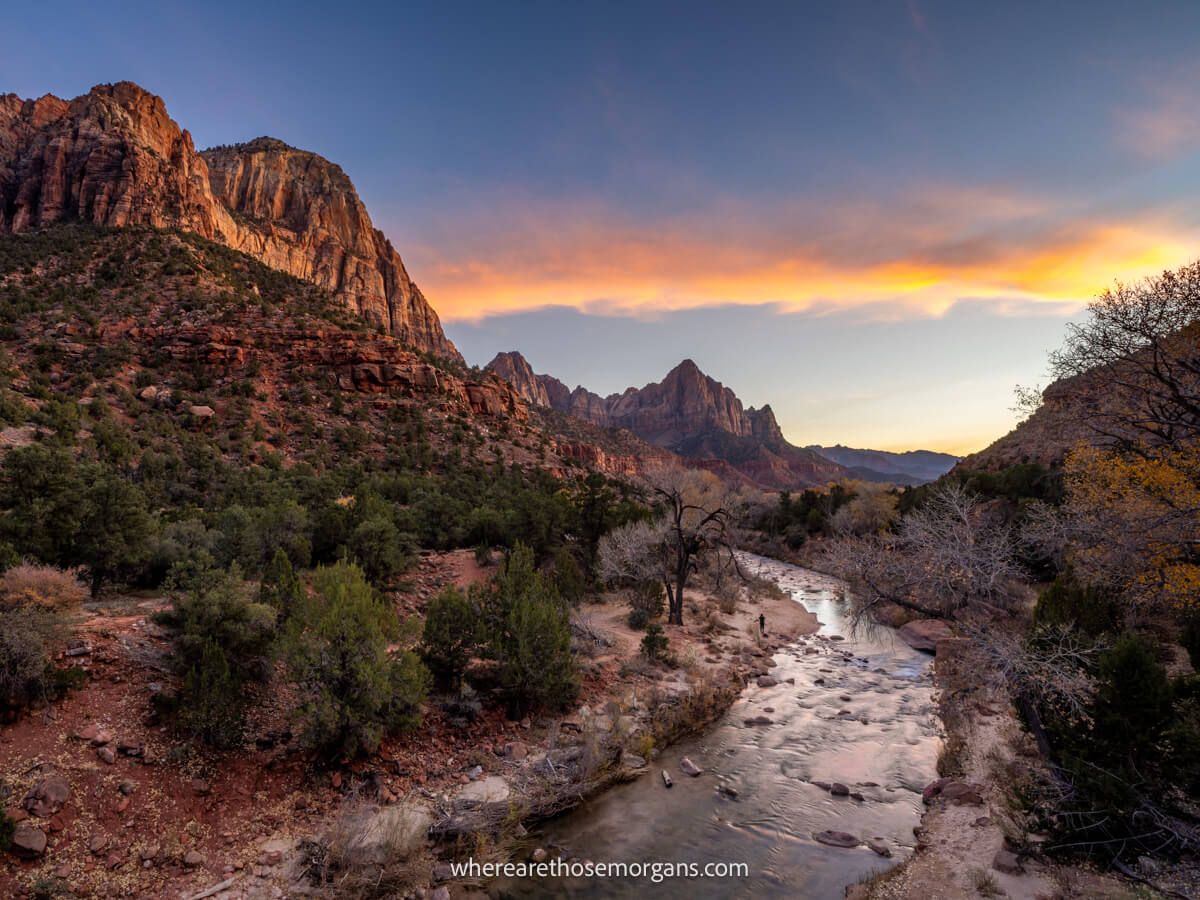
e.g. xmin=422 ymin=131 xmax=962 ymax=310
xmin=0 ymin=84 xmax=225 ymax=236
xmin=202 ymin=139 xmax=458 ymax=360
xmin=0 ymin=83 xmax=460 ymax=361
xmin=487 ymin=352 xmax=847 ymax=489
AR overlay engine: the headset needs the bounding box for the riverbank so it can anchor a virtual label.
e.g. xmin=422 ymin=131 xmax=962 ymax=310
xmin=0 ymin=552 xmax=817 ymax=900
xmin=849 ymin=634 xmax=1168 ymax=900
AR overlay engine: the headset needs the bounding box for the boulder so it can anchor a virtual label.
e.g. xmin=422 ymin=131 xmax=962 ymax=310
xmin=830 ymin=783 xmax=850 ymax=796
xmin=923 ymin=779 xmax=985 ymax=806
xmin=183 ymin=849 xmax=205 ymax=867
xmin=504 ymin=741 xmax=528 ymax=761
xmin=993 ymin=848 xmax=1024 ymax=875
xmin=455 ymin=775 xmax=510 ymax=809
xmin=679 ymin=757 xmax=703 ymax=777
xmin=11 ymin=821 xmax=47 ymax=857
xmin=22 ymin=774 xmax=70 ymax=818
xmin=744 ymin=715 xmax=773 ymax=726
xmin=117 ymin=739 xmax=144 ymax=757
xmin=188 ymin=405 xmax=215 ymax=419
xmin=756 ymin=675 xmax=779 ymax=688
xmin=922 ymin=777 xmax=952 ymax=803
xmin=898 ymin=619 xmax=955 ymax=652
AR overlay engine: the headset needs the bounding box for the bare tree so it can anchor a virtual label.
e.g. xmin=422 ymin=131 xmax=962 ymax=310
xmin=598 ymin=468 xmax=738 ymax=625
xmin=1048 ymin=262 xmax=1200 ymax=453
xmin=821 ymin=482 xmax=1022 ymax=624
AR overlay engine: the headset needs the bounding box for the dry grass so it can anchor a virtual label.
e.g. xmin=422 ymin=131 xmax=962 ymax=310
xmin=305 ymin=799 xmax=435 ymax=899
xmin=0 ymin=563 xmax=88 ymax=610
xmin=970 ymin=867 xmax=1005 ymax=897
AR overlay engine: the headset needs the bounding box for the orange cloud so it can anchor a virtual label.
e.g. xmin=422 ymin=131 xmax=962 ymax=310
xmin=405 ymin=193 xmax=1199 ymax=322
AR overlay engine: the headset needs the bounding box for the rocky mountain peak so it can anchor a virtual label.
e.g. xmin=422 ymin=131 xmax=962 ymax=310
xmin=0 ymin=82 xmax=461 ymax=361
xmin=486 ymin=354 xmax=848 ymax=488
xmin=485 ymin=351 xmax=570 ymax=409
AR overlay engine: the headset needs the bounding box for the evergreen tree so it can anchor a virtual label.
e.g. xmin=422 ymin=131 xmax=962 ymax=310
xmin=285 ymin=562 xmax=429 ymax=760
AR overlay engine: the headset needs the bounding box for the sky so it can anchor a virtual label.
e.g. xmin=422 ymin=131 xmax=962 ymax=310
xmin=6 ymin=1 xmax=1200 ymax=453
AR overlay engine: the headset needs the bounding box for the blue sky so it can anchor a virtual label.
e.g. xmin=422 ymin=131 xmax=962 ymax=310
xmin=6 ymin=1 xmax=1200 ymax=452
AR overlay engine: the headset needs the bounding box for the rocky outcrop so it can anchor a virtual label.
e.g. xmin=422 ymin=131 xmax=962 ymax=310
xmin=129 ymin=323 xmax=520 ymax=420
xmin=487 ymin=352 xmax=847 ymax=489
xmin=0 ymin=83 xmax=460 ymax=361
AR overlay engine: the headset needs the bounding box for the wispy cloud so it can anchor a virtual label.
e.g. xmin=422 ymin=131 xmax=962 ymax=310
xmin=1114 ymin=63 xmax=1200 ymax=161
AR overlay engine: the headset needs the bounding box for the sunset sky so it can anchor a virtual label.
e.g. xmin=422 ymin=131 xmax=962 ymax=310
xmin=7 ymin=1 xmax=1200 ymax=453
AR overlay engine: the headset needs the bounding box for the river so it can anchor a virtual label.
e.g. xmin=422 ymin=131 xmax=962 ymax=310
xmin=494 ymin=553 xmax=940 ymax=899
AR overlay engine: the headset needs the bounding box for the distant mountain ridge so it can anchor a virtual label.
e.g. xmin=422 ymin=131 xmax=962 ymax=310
xmin=486 ymin=351 xmax=950 ymax=489
xmin=806 ymin=445 xmax=958 ymax=486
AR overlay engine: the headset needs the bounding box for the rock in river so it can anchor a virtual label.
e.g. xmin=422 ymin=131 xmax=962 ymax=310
xmin=897 ymin=619 xmax=955 ymax=652
xmin=813 ymin=830 xmax=860 ymax=849
xmin=679 ymin=757 xmax=704 ymax=777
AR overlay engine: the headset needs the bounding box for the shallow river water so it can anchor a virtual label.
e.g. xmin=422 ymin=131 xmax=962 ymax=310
xmin=497 ymin=553 xmax=940 ymax=899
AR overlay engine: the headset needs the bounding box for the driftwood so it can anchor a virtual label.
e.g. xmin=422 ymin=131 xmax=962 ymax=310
xmin=183 ymin=874 xmax=243 ymax=900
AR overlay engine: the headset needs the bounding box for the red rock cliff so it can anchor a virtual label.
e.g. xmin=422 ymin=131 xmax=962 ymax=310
xmin=0 ymin=83 xmax=461 ymax=362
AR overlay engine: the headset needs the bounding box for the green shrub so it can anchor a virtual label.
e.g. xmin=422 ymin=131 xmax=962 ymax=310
xmin=347 ymin=515 xmax=411 ymax=585
xmin=259 ymin=547 xmax=304 ymax=617
xmin=153 ymin=567 xmax=277 ymax=747
xmin=285 ymin=562 xmax=429 ymax=760
xmin=421 ymin=587 xmax=478 ymax=689
xmin=1181 ymin=614 xmax=1200 ymax=671
xmin=627 ymin=580 xmax=664 ymax=630
xmin=1033 ymin=572 xmax=1122 ymax=636
xmin=74 ymin=470 xmax=152 ymax=595
xmin=1093 ymin=632 xmax=1172 ymax=757
xmin=482 ymin=546 xmax=578 ymax=717
xmin=551 ymin=546 xmax=586 ymax=606
xmin=177 ymin=639 xmax=245 ymax=748
xmin=641 ymin=623 xmax=669 ymax=662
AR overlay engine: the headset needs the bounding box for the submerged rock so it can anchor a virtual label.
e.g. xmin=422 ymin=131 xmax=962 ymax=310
xmin=813 ymin=830 xmax=860 ymax=848
xmin=679 ymin=757 xmax=704 ymax=777
xmin=866 ymin=837 xmax=891 ymax=858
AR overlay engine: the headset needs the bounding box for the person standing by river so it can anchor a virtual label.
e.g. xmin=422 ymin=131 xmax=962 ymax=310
xmin=759 ymin=612 xmax=767 ymax=636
